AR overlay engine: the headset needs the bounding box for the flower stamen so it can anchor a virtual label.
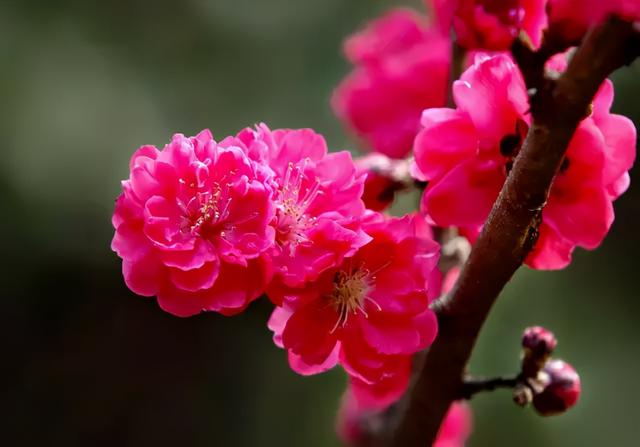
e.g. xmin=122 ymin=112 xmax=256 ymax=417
xmin=329 ymin=266 xmax=381 ymax=333
xmin=275 ymin=160 xmax=322 ymax=255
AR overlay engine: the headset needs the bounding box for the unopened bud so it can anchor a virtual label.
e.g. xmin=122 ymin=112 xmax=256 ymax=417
xmin=356 ymin=153 xmax=409 ymax=211
xmin=522 ymin=326 xmax=557 ymax=356
xmin=522 ymin=326 xmax=557 ymax=377
xmin=533 ymin=359 xmax=581 ymax=417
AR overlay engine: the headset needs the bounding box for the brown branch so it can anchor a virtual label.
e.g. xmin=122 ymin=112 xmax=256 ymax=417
xmin=389 ymin=17 xmax=639 ymax=447
xmin=446 ymin=42 xmax=466 ymax=108
xmin=511 ymin=29 xmax=571 ymax=92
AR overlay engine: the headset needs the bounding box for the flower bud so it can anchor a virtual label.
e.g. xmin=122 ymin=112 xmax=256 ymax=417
xmin=356 ymin=153 xmax=410 ymax=211
xmin=522 ymin=326 xmax=557 ymax=356
xmin=521 ymin=326 xmax=557 ymax=377
xmin=533 ymin=359 xmax=581 ymax=416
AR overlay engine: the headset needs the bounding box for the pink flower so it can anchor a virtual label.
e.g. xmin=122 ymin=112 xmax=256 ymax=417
xmin=226 ymin=124 xmax=370 ymax=287
xmin=548 ymin=0 xmax=640 ymax=44
xmin=111 ymin=130 xmax=275 ymax=317
xmin=333 ymin=9 xmax=450 ymax=159
xmin=268 ymin=213 xmax=440 ymax=400
xmin=336 ymin=390 xmax=472 ymax=447
xmin=413 ymin=53 xmax=636 ymax=269
xmin=429 ymin=0 xmax=547 ymax=50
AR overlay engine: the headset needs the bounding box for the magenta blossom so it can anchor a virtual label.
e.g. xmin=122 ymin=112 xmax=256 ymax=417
xmin=429 ymin=0 xmax=547 ymax=50
xmin=111 ymin=130 xmax=275 ymax=317
xmin=333 ymin=8 xmax=450 ymax=159
xmin=413 ymin=53 xmax=636 ymax=269
xmin=548 ymin=0 xmax=640 ymax=44
xmin=226 ymin=124 xmax=370 ymax=287
xmin=268 ymin=213 xmax=440 ymax=400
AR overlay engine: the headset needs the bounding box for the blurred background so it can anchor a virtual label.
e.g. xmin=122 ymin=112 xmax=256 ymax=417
xmin=2 ymin=0 xmax=639 ymax=446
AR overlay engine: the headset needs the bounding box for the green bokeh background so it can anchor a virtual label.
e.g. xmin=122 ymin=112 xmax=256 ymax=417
xmin=3 ymin=1 xmax=639 ymax=446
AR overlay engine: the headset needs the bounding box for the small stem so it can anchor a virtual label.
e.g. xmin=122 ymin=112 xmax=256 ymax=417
xmin=460 ymin=375 xmax=520 ymax=399
xmin=447 ymin=42 xmax=465 ymax=108
xmin=511 ymin=31 xmax=569 ymax=91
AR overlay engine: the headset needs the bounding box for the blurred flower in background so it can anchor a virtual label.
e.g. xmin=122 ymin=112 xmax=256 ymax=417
xmin=333 ymin=7 xmax=450 ymax=159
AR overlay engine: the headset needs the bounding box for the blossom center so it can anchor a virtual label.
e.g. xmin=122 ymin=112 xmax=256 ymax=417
xmin=329 ymin=267 xmax=381 ymax=332
xmin=275 ymin=161 xmax=321 ymax=254
xmin=182 ymin=184 xmax=232 ymax=239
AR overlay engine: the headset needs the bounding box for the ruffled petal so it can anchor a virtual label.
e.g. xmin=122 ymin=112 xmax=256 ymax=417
xmin=525 ymin=223 xmax=574 ymax=270
xmin=161 ymin=239 xmax=218 ymax=270
xmin=544 ymin=186 xmax=613 ymax=249
xmin=156 ymin=287 xmax=210 ymax=318
xmin=168 ymin=257 xmax=220 ymax=292
xmin=123 ymin=254 xmax=163 ymax=297
xmin=282 ymin=299 xmax=340 ymax=366
xmin=414 ymin=108 xmax=479 ymax=181
xmin=596 ymin=113 xmax=636 ymax=192
xmin=206 ymin=256 xmax=272 ymax=315
xmin=288 ymin=343 xmax=340 ymax=376
xmin=348 ymin=359 xmax=411 ymax=410
xmin=423 ymin=159 xmax=504 ymax=227
xmin=267 ymin=306 xmax=293 ymax=348
xmin=453 ymin=55 xmax=528 ymax=148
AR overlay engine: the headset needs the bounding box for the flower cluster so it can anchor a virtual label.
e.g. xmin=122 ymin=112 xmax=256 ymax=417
xmin=111 ymin=0 xmax=639 ymax=443
xmin=112 ymin=125 xmax=441 ymax=409
xmin=428 ymin=0 xmax=639 ymax=51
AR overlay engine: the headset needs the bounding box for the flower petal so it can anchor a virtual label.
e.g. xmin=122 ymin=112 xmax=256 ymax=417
xmin=453 ymin=55 xmax=528 ymax=148
xmin=414 ymin=108 xmax=479 ymax=180
xmin=169 ymin=258 xmax=220 ymax=292
xmin=282 ymin=299 xmax=340 ymax=366
xmin=288 ymin=343 xmax=340 ymax=376
xmin=544 ymin=186 xmax=613 ymax=249
xmin=525 ymin=223 xmax=574 ymax=270
xmin=423 ymin=159 xmax=503 ymax=227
